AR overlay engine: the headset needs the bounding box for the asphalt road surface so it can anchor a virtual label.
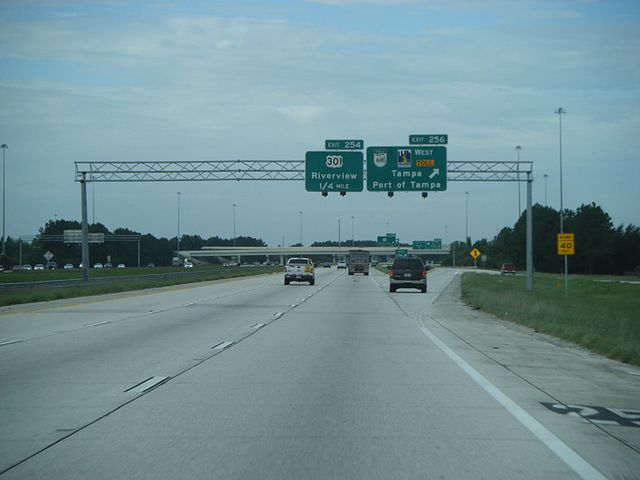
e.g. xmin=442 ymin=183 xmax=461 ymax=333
xmin=1 ymin=267 xmax=639 ymax=479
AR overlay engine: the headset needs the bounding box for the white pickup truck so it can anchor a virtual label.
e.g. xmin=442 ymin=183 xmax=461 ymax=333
xmin=284 ymin=257 xmax=315 ymax=285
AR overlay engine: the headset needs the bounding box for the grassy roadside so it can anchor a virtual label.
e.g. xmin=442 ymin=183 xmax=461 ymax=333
xmin=461 ymin=272 xmax=640 ymax=366
xmin=0 ymin=266 xmax=282 ymax=307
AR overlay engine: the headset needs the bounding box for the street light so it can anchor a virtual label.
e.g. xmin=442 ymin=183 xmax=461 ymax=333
xmin=299 ymin=211 xmax=303 ymax=246
xmin=1 ymin=144 xmax=8 ymax=255
xmin=543 ymin=174 xmax=549 ymax=206
xmin=465 ymin=191 xmax=469 ymax=246
xmin=176 ymin=192 xmax=181 ymax=255
xmin=233 ymin=203 xmax=236 ymax=247
xmin=515 ymin=145 xmax=522 ymax=217
xmin=555 ymin=107 xmax=566 ymax=232
xmin=555 ymin=107 xmax=568 ymax=296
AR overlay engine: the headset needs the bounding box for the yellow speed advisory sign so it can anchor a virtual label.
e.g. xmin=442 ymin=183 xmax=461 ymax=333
xmin=470 ymin=248 xmax=481 ymax=260
xmin=557 ymin=233 xmax=575 ymax=255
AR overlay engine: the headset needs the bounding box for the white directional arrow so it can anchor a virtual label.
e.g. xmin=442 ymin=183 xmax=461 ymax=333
xmin=429 ymin=168 xmax=440 ymax=179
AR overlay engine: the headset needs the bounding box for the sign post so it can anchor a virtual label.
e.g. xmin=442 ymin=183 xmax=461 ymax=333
xmin=557 ymin=233 xmax=575 ymax=297
xmin=470 ymin=248 xmax=481 ymax=268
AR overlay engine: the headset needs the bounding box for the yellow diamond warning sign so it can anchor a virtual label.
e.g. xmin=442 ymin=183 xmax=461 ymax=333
xmin=470 ymin=248 xmax=481 ymax=260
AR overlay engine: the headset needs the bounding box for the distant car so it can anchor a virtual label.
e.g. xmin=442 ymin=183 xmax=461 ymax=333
xmin=117 ymin=263 xmax=126 ymax=269
xmin=22 ymin=264 xmax=32 ymax=271
xmin=12 ymin=265 xmax=23 ymax=271
xmin=501 ymin=263 xmax=516 ymax=275
xmin=147 ymin=263 xmax=155 ymax=268
xmin=322 ymin=262 xmax=331 ymax=268
xmin=284 ymin=257 xmax=315 ymax=285
xmin=222 ymin=263 xmax=230 ymax=267
xmin=337 ymin=260 xmax=347 ymax=269
xmin=183 ymin=261 xmax=193 ymax=268
xmin=0 ymin=265 xmax=4 ymax=272
xmin=34 ymin=264 xmax=45 ymax=271
xmin=93 ymin=263 xmax=103 ymax=269
xmin=389 ymin=257 xmax=427 ymax=293
xmin=63 ymin=263 xmax=74 ymax=270
xmin=45 ymin=261 xmax=57 ymax=270
xmin=104 ymin=263 xmax=113 ymax=268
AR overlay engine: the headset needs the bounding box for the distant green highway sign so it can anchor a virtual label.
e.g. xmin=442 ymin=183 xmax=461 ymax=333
xmin=395 ymin=249 xmax=409 ymax=258
xmin=325 ymin=139 xmax=364 ymax=150
xmin=409 ymin=134 xmax=448 ymax=145
xmin=305 ymin=151 xmax=364 ymax=192
xmin=378 ymin=235 xmax=396 ymax=246
xmin=366 ymin=146 xmax=447 ymax=192
xmin=412 ymin=239 xmax=443 ymax=250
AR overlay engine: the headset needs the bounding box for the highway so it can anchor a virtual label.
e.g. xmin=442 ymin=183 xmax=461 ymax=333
xmin=1 ymin=267 xmax=639 ymax=479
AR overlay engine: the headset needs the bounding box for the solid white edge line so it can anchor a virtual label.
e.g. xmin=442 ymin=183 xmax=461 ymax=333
xmin=0 ymin=339 xmax=23 ymax=346
xmin=419 ymin=326 xmax=607 ymax=480
xmin=251 ymin=323 xmax=265 ymax=329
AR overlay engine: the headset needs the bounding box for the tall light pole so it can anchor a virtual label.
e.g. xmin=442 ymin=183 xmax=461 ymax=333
xmin=299 ymin=210 xmax=303 ymax=246
xmin=233 ymin=203 xmax=236 ymax=247
xmin=1 ymin=144 xmax=7 ymax=255
xmin=465 ymin=191 xmax=469 ymax=246
xmin=176 ymin=192 xmax=181 ymax=255
xmin=515 ymin=145 xmax=522 ymax=218
xmin=338 ymin=219 xmax=341 ymax=248
xmin=555 ymin=107 xmax=568 ymax=296
xmin=543 ymin=174 xmax=549 ymax=206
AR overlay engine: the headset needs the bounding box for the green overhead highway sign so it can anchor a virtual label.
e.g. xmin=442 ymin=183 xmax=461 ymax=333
xmin=305 ymin=151 xmax=364 ymax=192
xmin=395 ymin=249 xmax=409 ymax=258
xmin=412 ymin=241 xmax=426 ymax=250
xmin=325 ymin=139 xmax=364 ymax=150
xmin=409 ymin=134 xmax=448 ymax=145
xmin=378 ymin=235 xmax=396 ymax=246
xmin=366 ymin=146 xmax=447 ymax=192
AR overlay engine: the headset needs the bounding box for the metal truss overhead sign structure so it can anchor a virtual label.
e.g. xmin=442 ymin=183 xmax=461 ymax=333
xmin=74 ymin=158 xmax=534 ymax=291
xmin=75 ymin=160 xmax=531 ymax=183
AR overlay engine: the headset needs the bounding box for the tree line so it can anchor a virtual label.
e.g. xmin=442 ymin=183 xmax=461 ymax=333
xmin=0 ymin=219 xmax=267 ymax=268
xmin=1 ymin=202 xmax=638 ymax=275
xmin=447 ymin=202 xmax=640 ymax=275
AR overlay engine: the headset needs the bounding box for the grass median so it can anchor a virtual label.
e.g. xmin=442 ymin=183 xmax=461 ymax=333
xmin=461 ymin=272 xmax=640 ymax=366
xmin=0 ymin=266 xmax=283 ymax=307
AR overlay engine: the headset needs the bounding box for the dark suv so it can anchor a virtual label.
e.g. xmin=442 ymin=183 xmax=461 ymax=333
xmin=389 ymin=257 xmax=427 ymax=293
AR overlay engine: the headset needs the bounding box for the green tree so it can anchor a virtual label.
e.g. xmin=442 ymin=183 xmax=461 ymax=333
xmin=569 ymin=203 xmax=614 ymax=274
xmin=612 ymin=224 xmax=640 ymax=275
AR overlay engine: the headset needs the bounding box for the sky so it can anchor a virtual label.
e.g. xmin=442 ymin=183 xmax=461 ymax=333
xmin=1 ymin=0 xmax=639 ymax=248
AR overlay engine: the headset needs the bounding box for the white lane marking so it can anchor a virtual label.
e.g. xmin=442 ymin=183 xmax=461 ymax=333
xmin=183 ymin=302 xmax=196 ymax=307
xmin=85 ymin=321 xmax=111 ymax=327
xmin=627 ymin=370 xmax=640 ymax=376
xmin=419 ymin=326 xmax=607 ymax=480
xmin=251 ymin=323 xmax=265 ymax=330
xmin=212 ymin=341 xmax=234 ymax=351
xmin=0 ymin=339 xmax=23 ymax=347
xmin=126 ymin=376 xmax=170 ymax=393
xmin=274 ymin=312 xmax=284 ymax=317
